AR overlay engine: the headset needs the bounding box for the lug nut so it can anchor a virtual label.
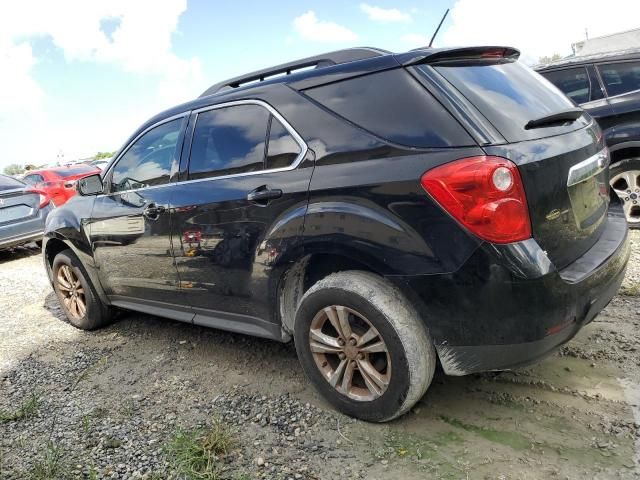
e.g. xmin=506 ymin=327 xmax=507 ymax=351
xmin=357 ymin=352 xmax=365 ymax=360
xmin=626 ymin=197 xmax=630 ymax=201
xmin=634 ymin=201 xmax=638 ymax=205
xmin=338 ymin=352 xmax=346 ymax=360
xmin=338 ymin=338 xmax=345 ymax=346
xmin=321 ymin=361 xmax=328 ymax=367
xmin=349 ymin=338 xmax=357 ymax=346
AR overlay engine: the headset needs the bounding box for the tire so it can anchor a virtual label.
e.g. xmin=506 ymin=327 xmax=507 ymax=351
xmin=293 ymin=271 xmax=436 ymax=422
xmin=52 ymin=249 xmax=113 ymax=330
xmin=610 ymin=158 xmax=640 ymax=229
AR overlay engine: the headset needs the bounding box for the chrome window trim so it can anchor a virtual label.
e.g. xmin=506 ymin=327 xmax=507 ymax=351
xmin=100 ymin=112 xmax=190 ymax=197
xmin=180 ymin=99 xmax=308 ymax=186
xmin=567 ymin=148 xmax=609 ymax=187
xmin=99 ymin=100 xmax=308 ymax=196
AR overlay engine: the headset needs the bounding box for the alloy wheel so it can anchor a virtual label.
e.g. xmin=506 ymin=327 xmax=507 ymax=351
xmin=57 ymin=264 xmax=86 ymax=319
xmin=611 ymin=169 xmax=640 ymax=225
xmin=309 ymin=305 xmax=391 ymax=401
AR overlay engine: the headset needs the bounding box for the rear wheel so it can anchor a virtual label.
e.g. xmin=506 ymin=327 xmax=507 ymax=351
xmin=610 ymin=158 xmax=640 ymax=228
xmin=294 ymin=271 xmax=435 ymax=422
xmin=52 ymin=249 xmax=113 ymax=330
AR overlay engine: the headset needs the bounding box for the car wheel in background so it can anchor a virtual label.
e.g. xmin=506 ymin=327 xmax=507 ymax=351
xmin=610 ymin=158 xmax=640 ymax=228
xmin=293 ymin=271 xmax=436 ymax=422
xmin=52 ymin=249 xmax=113 ymax=330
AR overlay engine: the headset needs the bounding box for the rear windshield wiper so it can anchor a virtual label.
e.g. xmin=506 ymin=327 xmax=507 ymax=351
xmin=524 ymin=108 xmax=584 ymax=130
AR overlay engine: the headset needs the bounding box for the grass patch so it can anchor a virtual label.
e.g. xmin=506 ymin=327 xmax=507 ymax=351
xmin=29 ymin=442 xmax=65 ymax=480
xmin=440 ymin=415 xmax=532 ymax=451
xmin=619 ymin=283 xmax=640 ymax=297
xmin=166 ymin=419 xmax=237 ymax=480
xmin=0 ymin=393 xmax=40 ymax=423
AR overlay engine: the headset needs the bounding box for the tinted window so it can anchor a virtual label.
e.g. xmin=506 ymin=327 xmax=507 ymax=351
xmin=189 ymin=105 xmax=270 ymax=180
xmin=0 ymin=175 xmax=25 ymax=191
xmin=111 ymin=118 xmax=183 ymax=192
xmin=23 ymin=174 xmax=44 ymax=185
xmin=55 ymin=164 xmax=98 ymax=178
xmin=304 ymin=69 xmax=473 ymax=148
xmin=598 ymin=61 xmax=640 ymax=97
xmin=266 ymin=117 xmax=301 ymax=170
xmin=541 ymin=67 xmax=590 ymax=104
xmin=431 ymin=61 xmax=589 ymax=142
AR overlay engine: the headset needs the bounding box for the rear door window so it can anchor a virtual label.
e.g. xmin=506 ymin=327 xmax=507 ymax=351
xmin=188 ymin=104 xmax=270 ymax=180
xmin=429 ymin=61 xmax=590 ymax=142
xmin=597 ymin=61 xmax=640 ymax=97
xmin=303 ymin=68 xmax=474 ymax=148
xmin=265 ymin=116 xmax=302 ymax=170
xmin=540 ymin=67 xmax=591 ymax=104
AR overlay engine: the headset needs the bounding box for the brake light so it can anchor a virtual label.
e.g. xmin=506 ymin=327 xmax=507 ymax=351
xmin=421 ymin=156 xmax=531 ymax=244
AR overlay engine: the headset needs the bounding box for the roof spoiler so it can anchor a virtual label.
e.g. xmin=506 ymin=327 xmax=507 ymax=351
xmin=199 ymin=47 xmax=390 ymax=98
xmin=399 ymin=46 xmax=520 ymax=66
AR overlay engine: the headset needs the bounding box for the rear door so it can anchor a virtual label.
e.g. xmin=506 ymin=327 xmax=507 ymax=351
xmin=419 ymin=58 xmax=609 ymax=268
xmin=89 ymin=115 xmax=189 ymax=313
xmin=171 ymin=100 xmax=312 ymax=335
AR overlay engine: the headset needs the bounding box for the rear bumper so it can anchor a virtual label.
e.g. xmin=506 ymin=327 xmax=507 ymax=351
xmin=0 ymin=204 xmax=53 ymax=249
xmin=390 ymin=206 xmax=630 ymax=375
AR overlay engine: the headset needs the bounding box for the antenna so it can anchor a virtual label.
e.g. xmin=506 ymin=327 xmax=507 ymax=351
xmin=428 ymin=8 xmax=450 ymax=48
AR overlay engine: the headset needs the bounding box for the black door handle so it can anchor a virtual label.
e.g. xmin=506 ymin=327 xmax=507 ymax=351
xmin=247 ymin=187 xmax=282 ymax=204
xmin=143 ymin=203 xmax=167 ymax=220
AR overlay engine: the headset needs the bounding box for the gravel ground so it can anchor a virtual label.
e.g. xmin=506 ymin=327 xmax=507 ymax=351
xmin=1 ymin=233 xmax=640 ymax=479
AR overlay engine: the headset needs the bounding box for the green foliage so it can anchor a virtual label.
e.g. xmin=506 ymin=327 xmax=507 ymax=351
xmin=165 ymin=419 xmax=237 ymax=480
xmin=93 ymin=151 xmax=116 ymax=160
xmin=3 ymin=163 xmax=24 ymax=176
xmin=29 ymin=442 xmax=65 ymax=480
xmin=0 ymin=392 xmax=40 ymax=423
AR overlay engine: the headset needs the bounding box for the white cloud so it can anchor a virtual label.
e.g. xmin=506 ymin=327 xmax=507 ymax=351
xmin=401 ymin=33 xmax=430 ymax=48
xmin=360 ymin=4 xmax=411 ymax=23
xmin=441 ymin=0 xmax=640 ymax=64
xmin=293 ymin=11 xmax=358 ymax=43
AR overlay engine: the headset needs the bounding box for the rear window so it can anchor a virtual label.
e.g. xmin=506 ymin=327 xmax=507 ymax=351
xmin=303 ymin=68 xmax=474 ymax=148
xmin=429 ymin=61 xmax=590 ymax=142
xmin=0 ymin=175 xmax=25 ymax=191
xmin=54 ymin=164 xmax=97 ymax=178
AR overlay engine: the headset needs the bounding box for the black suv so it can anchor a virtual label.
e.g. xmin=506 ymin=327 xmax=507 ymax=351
xmin=43 ymin=46 xmax=630 ymax=422
xmin=536 ymin=49 xmax=640 ymax=227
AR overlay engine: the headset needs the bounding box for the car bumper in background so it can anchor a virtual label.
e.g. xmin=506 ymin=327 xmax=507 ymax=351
xmin=0 ymin=204 xmax=53 ymax=249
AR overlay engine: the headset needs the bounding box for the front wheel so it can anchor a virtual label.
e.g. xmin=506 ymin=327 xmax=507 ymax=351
xmin=52 ymin=249 xmax=113 ymax=330
xmin=610 ymin=158 xmax=640 ymax=228
xmin=293 ymin=271 xmax=436 ymax=422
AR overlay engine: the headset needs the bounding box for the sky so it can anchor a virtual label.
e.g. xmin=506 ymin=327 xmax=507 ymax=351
xmin=1 ymin=0 xmax=640 ymax=169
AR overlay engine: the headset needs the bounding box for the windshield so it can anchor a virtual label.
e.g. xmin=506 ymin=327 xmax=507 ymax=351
xmin=427 ymin=61 xmax=591 ymax=142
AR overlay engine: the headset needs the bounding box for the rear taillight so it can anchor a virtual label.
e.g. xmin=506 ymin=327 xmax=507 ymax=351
xmin=421 ymin=156 xmax=531 ymax=244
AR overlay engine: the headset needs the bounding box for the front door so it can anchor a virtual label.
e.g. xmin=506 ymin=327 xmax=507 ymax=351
xmin=171 ymin=101 xmax=312 ymax=336
xmin=90 ymin=115 xmax=190 ymax=315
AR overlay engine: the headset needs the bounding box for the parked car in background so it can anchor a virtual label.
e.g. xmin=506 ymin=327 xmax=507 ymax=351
xmin=22 ymin=164 xmax=100 ymax=206
xmin=90 ymin=160 xmax=111 ymax=171
xmin=536 ymin=49 xmax=640 ymax=227
xmin=44 ymin=46 xmax=629 ymax=422
xmin=0 ymin=174 xmax=53 ymax=249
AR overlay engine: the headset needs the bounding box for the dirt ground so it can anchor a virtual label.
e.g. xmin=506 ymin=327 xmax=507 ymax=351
xmin=1 ymin=233 xmax=640 ymax=479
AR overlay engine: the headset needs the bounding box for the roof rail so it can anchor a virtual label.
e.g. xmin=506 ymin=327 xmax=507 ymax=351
xmin=199 ymin=47 xmax=390 ymax=98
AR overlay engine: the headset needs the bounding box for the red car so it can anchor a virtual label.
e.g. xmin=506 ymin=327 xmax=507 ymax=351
xmin=22 ymin=164 xmax=100 ymax=206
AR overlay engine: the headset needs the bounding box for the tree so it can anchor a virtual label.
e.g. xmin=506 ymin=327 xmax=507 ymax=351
xmin=538 ymin=53 xmax=562 ymax=65
xmin=94 ymin=151 xmax=116 ymax=160
xmin=3 ymin=163 xmax=24 ymax=176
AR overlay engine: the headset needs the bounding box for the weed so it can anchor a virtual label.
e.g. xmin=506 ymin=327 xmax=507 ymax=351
xmin=165 ymin=419 xmax=237 ymax=480
xmin=0 ymin=392 xmax=40 ymax=423
xmin=29 ymin=442 xmax=65 ymax=480
xmin=620 ymin=283 xmax=640 ymax=297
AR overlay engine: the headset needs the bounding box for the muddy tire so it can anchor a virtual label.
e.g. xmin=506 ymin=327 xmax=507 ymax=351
xmin=293 ymin=271 xmax=435 ymax=422
xmin=52 ymin=249 xmax=113 ymax=330
xmin=610 ymin=158 xmax=640 ymax=228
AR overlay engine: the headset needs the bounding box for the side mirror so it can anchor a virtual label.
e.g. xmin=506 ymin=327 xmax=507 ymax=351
xmin=77 ymin=174 xmax=104 ymax=196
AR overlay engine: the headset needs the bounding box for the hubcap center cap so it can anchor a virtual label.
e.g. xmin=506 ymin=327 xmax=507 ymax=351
xmin=344 ymin=344 xmax=359 ymax=360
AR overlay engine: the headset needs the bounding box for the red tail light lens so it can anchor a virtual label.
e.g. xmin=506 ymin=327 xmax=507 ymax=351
xmin=421 ymin=156 xmax=531 ymax=244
